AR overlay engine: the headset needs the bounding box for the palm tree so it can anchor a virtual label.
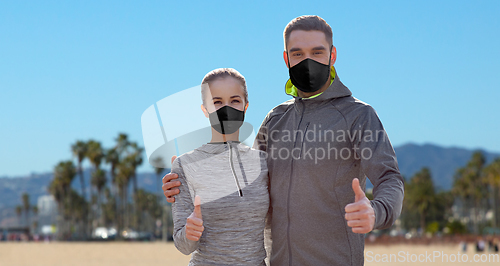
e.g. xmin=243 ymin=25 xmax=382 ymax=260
xmin=115 ymin=133 xmax=130 ymax=156
xmin=67 ymin=188 xmax=88 ymax=238
xmin=87 ymin=140 xmax=105 ymax=169
xmin=127 ymin=142 xmax=144 ymax=230
xmin=116 ymin=158 xmax=133 ymax=238
xmin=152 ymin=157 xmax=167 ymax=241
xmin=128 ymin=142 xmax=143 ymax=195
xmin=101 ymin=187 xmax=116 ymax=228
xmin=112 ymin=133 xmax=131 ymax=236
xmin=71 ymin=141 xmax=88 ymax=200
xmin=49 ymin=160 xmax=77 ymax=240
xmin=452 ymin=151 xmax=488 ymax=234
xmin=91 ymin=168 xmax=107 ymax=227
xmin=22 ymin=193 xmax=30 ymax=233
xmin=86 ymin=139 xmax=105 ymax=230
xmin=405 ymin=168 xmax=435 ymax=233
xmin=104 ymin=147 xmax=120 ymax=195
xmin=71 ymin=140 xmax=88 ymax=239
xmin=152 ymin=157 xmax=165 ymax=202
xmin=104 ymin=146 xmax=121 ymax=237
xmin=105 ymin=147 xmax=120 ymax=183
xmin=484 ymin=158 xmax=500 ymax=228
xmin=135 ymin=188 xmax=162 ymax=233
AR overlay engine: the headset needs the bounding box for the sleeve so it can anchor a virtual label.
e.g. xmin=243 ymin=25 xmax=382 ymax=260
xmin=253 ymin=114 xmax=270 ymax=152
xmin=264 ymin=190 xmax=273 ymax=266
xmin=171 ymin=157 xmax=200 ymax=255
xmin=351 ymin=105 xmax=405 ymax=230
xmin=262 ymin=153 xmax=272 ymax=266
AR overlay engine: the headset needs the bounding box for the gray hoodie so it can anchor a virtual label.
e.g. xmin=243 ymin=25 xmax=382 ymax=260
xmin=253 ymin=68 xmax=405 ymax=266
xmin=171 ymin=141 xmax=269 ymax=266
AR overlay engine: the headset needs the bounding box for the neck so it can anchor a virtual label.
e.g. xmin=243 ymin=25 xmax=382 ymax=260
xmin=297 ymin=76 xmax=331 ymax=98
xmin=210 ymin=128 xmax=239 ymax=143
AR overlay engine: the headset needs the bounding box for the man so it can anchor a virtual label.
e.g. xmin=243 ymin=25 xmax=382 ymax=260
xmin=163 ymin=15 xmax=404 ymax=265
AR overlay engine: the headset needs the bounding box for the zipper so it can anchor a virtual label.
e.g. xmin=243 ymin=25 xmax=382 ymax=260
xmin=299 ymin=122 xmax=310 ymax=158
xmin=228 ymin=141 xmax=243 ymax=197
xmin=287 ymin=99 xmax=306 ymax=265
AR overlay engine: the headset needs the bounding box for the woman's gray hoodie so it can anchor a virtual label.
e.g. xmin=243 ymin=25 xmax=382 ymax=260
xmin=171 ymin=141 xmax=269 ymax=266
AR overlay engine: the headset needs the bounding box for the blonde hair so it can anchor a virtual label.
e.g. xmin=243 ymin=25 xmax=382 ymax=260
xmin=201 ymin=68 xmax=248 ymax=107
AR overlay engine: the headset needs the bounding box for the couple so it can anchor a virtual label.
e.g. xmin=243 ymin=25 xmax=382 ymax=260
xmin=163 ymin=15 xmax=404 ymax=266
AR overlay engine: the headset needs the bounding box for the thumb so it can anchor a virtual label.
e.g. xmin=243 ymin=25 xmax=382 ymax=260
xmin=193 ymin=195 xmax=202 ymax=219
xmin=171 ymin=155 xmax=177 ymax=164
xmin=352 ymin=178 xmax=365 ymax=202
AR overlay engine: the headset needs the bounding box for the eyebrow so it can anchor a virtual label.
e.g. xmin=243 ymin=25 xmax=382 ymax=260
xmin=289 ymin=47 xmax=302 ymax=52
xmin=212 ymin=95 xmax=242 ymax=100
xmin=289 ymin=46 xmax=327 ymax=52
xmin=312 ymin=46 xmax=327 ymax=51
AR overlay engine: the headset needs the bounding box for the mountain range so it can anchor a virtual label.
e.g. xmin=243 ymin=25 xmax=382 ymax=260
xmin=392 ymin=143 xmax=499 ymax=190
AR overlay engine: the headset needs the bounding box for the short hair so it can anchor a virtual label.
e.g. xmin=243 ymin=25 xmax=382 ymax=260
xmin=283 ymin=15 xmax=333 ymax=50
xmin=201 ymin=68 xmax=248 ymax=107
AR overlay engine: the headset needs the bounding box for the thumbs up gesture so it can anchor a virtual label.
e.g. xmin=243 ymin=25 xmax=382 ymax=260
xmin=344 ymin=178 xmax=375 ymax=234
xmin=185 ymin=195 xmax=204 ymax=241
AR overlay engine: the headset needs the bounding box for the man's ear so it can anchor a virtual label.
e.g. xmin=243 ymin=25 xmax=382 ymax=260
xmin=283 ymin=51 xmax=289 ymax=69
xmin=201 ymin=104 xmax=209 ymax=118
xmin=331 ymin=45 xmax=337 ymax=66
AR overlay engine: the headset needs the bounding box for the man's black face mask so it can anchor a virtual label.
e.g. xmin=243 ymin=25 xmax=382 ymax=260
xmin=208 ymin=105 xmax=245 ymax=135
xmin=287 ymin=47 xmax=332 ymax=93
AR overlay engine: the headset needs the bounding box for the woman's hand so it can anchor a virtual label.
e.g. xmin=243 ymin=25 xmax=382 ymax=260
xmin=185 ymin=195 xmax=204 ymax=241
xmin=162 ymin=156 xmax=180 ymax=203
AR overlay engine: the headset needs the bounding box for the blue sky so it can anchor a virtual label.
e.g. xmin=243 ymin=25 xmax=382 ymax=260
xmin=1 ymin=0 xmax=499 ymax=177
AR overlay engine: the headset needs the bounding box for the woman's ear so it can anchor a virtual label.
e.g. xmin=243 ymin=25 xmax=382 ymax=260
xmin=201 ymin=104 xmax=209 ymax=118
xmin=244 ymin=102 xmax=249 ymax=113
xmin=331 ymin=45 xmax=337 ymax=66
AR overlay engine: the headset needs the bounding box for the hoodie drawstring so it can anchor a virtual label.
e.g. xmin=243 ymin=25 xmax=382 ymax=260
xmin=228 ymin=141 xmax=243 ymax=197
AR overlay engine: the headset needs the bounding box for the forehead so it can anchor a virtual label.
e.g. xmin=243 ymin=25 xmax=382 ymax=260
xmin=287 ymin=30 xmax=329 ymax=50
xmin=204 ymin=77 xmax=245 ymax=98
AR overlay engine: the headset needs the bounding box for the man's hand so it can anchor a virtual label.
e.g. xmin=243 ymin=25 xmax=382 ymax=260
xmin=344 ymin=178 xmax=375 ymax=234
xmin=185 ymin=195 xmax=204 ymax=241
xmin=162 ymin=155 xmax=181 ymax=203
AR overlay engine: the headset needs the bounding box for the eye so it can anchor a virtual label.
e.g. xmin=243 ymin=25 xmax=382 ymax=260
xmin=213 ymin=100 xmax=222 ymax=105
xmin=292 ymin=52 xmax=302 ymax=57
xmin=232 ymin=99 xmax=241 ymax=103
xmin=314 ymin=51 xmax=323 ymax=55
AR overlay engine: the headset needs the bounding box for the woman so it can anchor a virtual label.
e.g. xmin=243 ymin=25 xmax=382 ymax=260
xmin=171 ymin=68 xmax=269 ymax=265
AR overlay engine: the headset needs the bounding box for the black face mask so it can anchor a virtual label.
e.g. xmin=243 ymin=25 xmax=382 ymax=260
xmin=287 ymin=48 xmax=332 ymax=93
xmin=208 ymin=105 xmax=245 ymax=135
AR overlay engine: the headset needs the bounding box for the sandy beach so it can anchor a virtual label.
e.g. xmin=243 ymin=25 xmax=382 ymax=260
xmin=1 ymin=242 xmax=498 ymax=265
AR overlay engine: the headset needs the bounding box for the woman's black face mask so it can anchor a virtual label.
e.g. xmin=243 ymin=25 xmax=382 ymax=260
xmin=208 ymin=105 xmax=245 ymax=135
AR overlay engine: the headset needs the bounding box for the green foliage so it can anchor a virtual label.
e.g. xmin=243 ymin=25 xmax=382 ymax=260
xmin=63 ymin=189 xmax=88 ymax=222
xmin=403 ymin=168 xmax=435 ymax=231
xmin=51 ymin=134 xmax=156 ymax=240
xmin=452 ymin=151 xmax=496 ymax=234
xmin=135 ymin=189 xmax=162 ymax=220
xmin=86 ymin=140 xmax=105 ymax=169
xmin=49 ymin=161 xmax=77 ymax=202
xmin=401 ymin=152 xmax=500 ymax=235
xmin=445 ymin=220 xmax=467 ymax=234
xmin=426 ymin=221 xmax=440 ymax=235
xmin=91 ymin=169 xmax=107 ymax=192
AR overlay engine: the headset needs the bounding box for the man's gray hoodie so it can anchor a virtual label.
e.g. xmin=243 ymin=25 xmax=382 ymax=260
xmin=253 ymin=68 xmax=404 ymax=266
